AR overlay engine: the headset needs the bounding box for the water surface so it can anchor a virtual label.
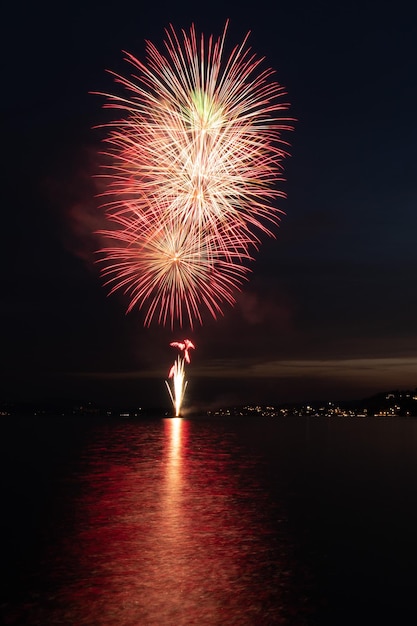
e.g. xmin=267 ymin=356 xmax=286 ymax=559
xmin=1 ymin=416 xmax=417 ymax=624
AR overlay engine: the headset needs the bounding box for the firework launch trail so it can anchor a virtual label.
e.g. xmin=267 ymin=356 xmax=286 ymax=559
xmin=166 ymin=340 xmax=195 ymax=417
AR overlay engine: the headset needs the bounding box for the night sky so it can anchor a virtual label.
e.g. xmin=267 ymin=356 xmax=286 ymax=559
xmin=2 ymin=0 xmax=416 ymax=409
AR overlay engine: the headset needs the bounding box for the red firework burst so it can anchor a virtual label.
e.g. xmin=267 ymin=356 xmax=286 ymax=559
xmin=96 ymin=22 xmax=293 ymax=328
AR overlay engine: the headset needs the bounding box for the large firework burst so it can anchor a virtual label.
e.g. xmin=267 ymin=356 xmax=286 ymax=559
xmin=96 ymin=22 xmax=292 ymax=328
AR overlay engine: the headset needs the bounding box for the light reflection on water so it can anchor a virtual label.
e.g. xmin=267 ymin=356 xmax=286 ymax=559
xmin=5 ymin=418 xmax=305 ymax=625
xmin=4 ymin=416 xmax=417 ymax=625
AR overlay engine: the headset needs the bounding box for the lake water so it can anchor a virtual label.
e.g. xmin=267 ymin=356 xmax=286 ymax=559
xmin=1 ymin=415 xmax=417 ymax=625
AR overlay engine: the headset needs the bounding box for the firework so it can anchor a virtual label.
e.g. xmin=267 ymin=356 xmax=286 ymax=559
xmin=98 ymin=207 xmax=253 ymax=327
xmin=166 ymin=339 xmax=195 ymax=416
xmin=96 ymin=22 xmax=292 ymax=328
xmin=170 ymin=339 xmax=195 ymax=363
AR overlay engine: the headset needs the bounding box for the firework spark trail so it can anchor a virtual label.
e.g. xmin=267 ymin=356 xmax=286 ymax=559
xmin=96 ymin=22 xmax=293 ymax=329
xmin=166 ymin=340 xmax=195 ymax=416
xmin=170 ymin=339 xmax=195 ymax=363
xmin=166 ymin=357 xmax=187 ymax=418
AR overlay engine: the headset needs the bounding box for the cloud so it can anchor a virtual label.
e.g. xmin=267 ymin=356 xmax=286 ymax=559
xmin=81 ymin=355 xmax=416 ymax=383
xmin=248 ymin=356 xmax=417 ymax=379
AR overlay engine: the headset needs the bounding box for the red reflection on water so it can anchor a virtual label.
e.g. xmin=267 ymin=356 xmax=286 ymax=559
xmin=9 ymin=420 xmax=295 ymax=625
xmin=164 ymin=416 xmax=183 ymax=488
xmin=161 ymin=416 xmax=185 ymax=527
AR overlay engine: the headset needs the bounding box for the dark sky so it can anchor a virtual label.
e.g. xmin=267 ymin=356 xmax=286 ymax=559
xmin=1 ymin=0 xmax=416 ymax=408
